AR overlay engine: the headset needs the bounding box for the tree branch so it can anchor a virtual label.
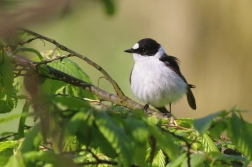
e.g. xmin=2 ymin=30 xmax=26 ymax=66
xmin=10 ymin=53 xmax=165 ymax=119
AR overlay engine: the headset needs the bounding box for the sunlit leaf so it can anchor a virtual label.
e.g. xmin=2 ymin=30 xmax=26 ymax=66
xmin=152 ymin=149 xmax=166 ymax=167
xmin=202 ymin=133 xmax=219 ymax=153
xmin=0 ymin=141 xmax=17 ymax=152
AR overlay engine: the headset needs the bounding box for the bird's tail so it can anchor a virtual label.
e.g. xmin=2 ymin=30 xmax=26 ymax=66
xmin=187 ymin=85 xmax=196 ymax=110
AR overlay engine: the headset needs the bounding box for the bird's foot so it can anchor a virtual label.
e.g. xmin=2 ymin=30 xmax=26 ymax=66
xmin=168 ymin=116 xmax=178 ymax=126
xmin=162 ymin=112 xmax=172 ymax=118
xmin=160 ymin=112 xmax=177 ymax=125
xmin=142 ymin=104 xmax=149 ymax=112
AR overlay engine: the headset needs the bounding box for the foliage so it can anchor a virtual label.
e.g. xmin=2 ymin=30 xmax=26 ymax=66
xmin=0 ymin=32 xmax=252 ymax=167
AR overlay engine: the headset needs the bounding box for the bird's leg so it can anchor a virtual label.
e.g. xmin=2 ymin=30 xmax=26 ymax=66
xmin=155 ymin=107 xmax=172 ymax=118
xmin=156 ymin=106 xmax=177 ymax=125
xmin=142 ymin=104 xmax=149 ymax=112
xmin=167 ymin=103 xmax=177 ymax=125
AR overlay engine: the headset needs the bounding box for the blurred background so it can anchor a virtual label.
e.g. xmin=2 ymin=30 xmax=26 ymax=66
xmin=1 ymin=0 xmax=252 ymax=132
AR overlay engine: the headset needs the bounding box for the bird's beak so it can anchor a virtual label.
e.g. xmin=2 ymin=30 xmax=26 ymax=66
xmin=124 ymin=48 xmax=134 ymax=53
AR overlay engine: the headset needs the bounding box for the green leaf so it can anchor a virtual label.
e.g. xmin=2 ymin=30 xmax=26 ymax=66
xmin=194 ymin=111 xmax=226 ymax=135
xmin=123 ymin=112 xmax=149 ymax=166
xmin=202 ymin=133 xmax=219 ymax=153
xmin=66 ymin=109 xmax=93 ymax=135
xmin=66 ymin=108 xmax=117 ymax=157
xmin=48 ymin=59 xmax=92 ymax=83
xmin=208 ymin=120 xmax=227 ymax=139
xmin=0 ymin=51 xmax=16 ymax=113
xmin=0 ymin=112 xmax=29 ymax=124
xmin=94 ymin=111 xmax=133 ymax=166
xmin=17 ymin=100 xmax=30 ymax=139
xmin=182 ymin=153 xmax=205 ymax=167
xmin=166 ymin=153 xmax=186 ymax=167
xmin=49 ymin=95 xmax=90 ymax=111
xmin=22 ymin=151 xmax=78 ymax=167
xmin=100 ymin=0 xmax=115 ymax=15
xmin=211 ymin=154 xmax=246 ymax=166
xmin=143 ymin=118 xmax=179 ymax=161
xmin=227 ymin=113 xmax=252 ymax=162
xmin=134 ymin=144 xmax=147 ymax=167
xmin=3 ymin=154 xmax=25 ymax=167
xmin=0 ymin=156 xmax=10 ymax=167
xmin=13 ymin=76 xmax=23 ymax=93
xmin=15 ymin=48 xmax=43 ymax=61
xmin=37 ymin=65 xmax=51 ymax=77
xmin=0 ymin=141 xmax=17 ymax=152
xmin=20 ymin=124 xmax=43 ymax=153
xmin=177 ymin=118 xmax=194 ymax=128
xmin=0 ymin=141 xmax=16 ymax=166
xmin=124 ymin=115 xmax=149 ymax=146
xmin=90 ymin=125 xmax=117 ymax=158
xmin=152 ymin=149 xmax=166 ymax=167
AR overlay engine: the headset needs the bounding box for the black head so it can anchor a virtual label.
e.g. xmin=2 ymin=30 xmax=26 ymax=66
xmin=124 ymin=38 xmax=161 ymax=56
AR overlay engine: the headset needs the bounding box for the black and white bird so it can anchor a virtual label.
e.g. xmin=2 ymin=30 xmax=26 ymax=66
xmin=124 ymin=38 xmax=196 ymax=114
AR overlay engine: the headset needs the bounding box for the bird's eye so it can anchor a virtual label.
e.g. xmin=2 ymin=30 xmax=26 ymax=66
xmin=141 ymin=48 xmax=145 ymax=52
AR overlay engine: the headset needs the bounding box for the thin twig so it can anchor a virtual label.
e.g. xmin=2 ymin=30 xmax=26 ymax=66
xmin=0 ymin=133 xmax=17 ymax=141
xmin=75 ymin=148 xmax=121 ymax=166
xmin=163 ymin=124 xmax=191 ymax=130
xmin=77 ymin=160 xmax=118 ymax=166
xmin=35 ymin=53 xmax=73 ymax=66
xmin=19 ymin=28 xmax=126 ymax=99
xmin=83 ymin=98 xmax=117 ymax=113
xmin=86 ymin=148 xmax=100 ymax=161
xmin=19 ymin=36 xmax=39 ymax=45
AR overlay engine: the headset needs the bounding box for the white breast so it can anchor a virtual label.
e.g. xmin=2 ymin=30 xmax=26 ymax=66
xmin=130 ymin=57 xmax=188 ymax=107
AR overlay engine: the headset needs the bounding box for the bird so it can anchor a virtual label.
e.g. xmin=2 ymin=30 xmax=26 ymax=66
xmin=124 ymin=38 xmax=196 ymax=115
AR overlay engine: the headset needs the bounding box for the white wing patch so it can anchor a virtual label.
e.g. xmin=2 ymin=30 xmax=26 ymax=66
xmin=132 ymin=43 xmax=139 ymax=49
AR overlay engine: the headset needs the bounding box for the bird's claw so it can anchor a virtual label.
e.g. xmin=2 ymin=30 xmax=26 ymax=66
xmin=142 ymin=104 xmax=149 ymax=112
xmin=168 ymin=116 xmax=178 ymax=126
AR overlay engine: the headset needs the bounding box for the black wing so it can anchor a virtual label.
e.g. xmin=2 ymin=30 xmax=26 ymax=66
xmin=159 ymin=54 xmax=196 ymax=110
